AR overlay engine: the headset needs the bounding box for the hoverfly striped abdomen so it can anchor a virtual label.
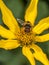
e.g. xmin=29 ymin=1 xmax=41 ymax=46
xmin=23 ymin=21 xmax=32 ymax=33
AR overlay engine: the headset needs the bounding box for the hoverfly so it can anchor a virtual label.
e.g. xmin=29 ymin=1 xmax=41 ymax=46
xmin=17 ymin=18 xmax=32 ymax=33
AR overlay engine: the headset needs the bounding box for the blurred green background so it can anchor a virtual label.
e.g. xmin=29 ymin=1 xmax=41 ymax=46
xmin=0 ymin=0 xmax=49 ymax=65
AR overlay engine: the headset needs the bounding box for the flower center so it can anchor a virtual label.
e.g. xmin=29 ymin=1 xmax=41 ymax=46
xmin=17 ymin=21 xmax=35 ymax=46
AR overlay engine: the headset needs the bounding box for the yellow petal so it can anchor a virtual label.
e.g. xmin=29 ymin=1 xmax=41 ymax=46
xmin=35 ymin=33 xmax=49 ymax=42
xmin=22 ymin=46 xmax=35 ymax=65
xmin=33 ymin=17 xmax=49 ymax=34
xmin=30 ymin=44 xmax=49 ymax=65
xmin=0 ymin=0 xmax=20 ymax=34
xmin=25 ymin=0 xmax=38 ymax=25
xmin=0 ymin=25 xmax=16 ymax=39
xmin=0 ymin=40 xmax=20 ymax=50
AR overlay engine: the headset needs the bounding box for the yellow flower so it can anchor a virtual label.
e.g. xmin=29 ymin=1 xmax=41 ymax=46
xmin=0 ymin=0 xmax=49 ymax=65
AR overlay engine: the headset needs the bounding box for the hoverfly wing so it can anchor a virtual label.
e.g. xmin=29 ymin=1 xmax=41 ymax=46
xmin=17 ymin=18 xmax=24 ymax=26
